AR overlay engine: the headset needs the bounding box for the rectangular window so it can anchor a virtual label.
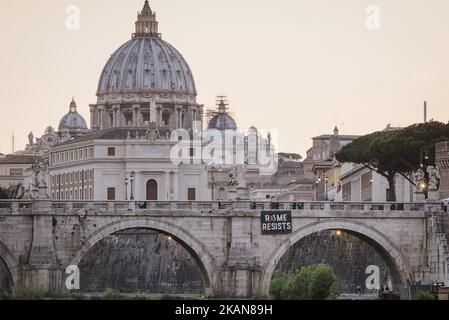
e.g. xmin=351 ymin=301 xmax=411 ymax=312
xmin=342 ymin=182 xmax=352 ymax=202
xmin=107 ymin=187 xmax=116 ymax=201
xmin=361 ymin=172 xmax=373 ymax=202
xmin=10 ymin=169 xmax=23 ymax=176
xmin=189 ymin=148 xmax=195 ymax=157
xmin=108 ymin=147 xmax=116 ymax=156
xmin=188 ymin=188 xmax=196 ymax=201
xmin=143 ymin=113 xmax=150 ymax=126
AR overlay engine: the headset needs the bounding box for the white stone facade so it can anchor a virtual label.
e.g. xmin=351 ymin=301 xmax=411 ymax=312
xmin=338 ymin=163 xmax=415 ymax=202
xmin=48 ymin=135 xmax=210 ymax=201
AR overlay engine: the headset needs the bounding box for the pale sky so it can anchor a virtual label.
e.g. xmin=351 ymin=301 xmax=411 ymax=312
xmin=1 ymin=0 xmax=449 ymax=156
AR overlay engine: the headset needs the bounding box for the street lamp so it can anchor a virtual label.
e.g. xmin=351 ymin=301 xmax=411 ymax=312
xmin=130 ymin=171 xmax=135 ymax=200
xmin=420 ymin=146 xmax=431 ymax=167
xmin=125 ymin=177 xmax=129 ymax=200
xmin=419 ymin=181 xmax=427 ymax=192
xmin=314 ymin=178 xmax=320 ymax=201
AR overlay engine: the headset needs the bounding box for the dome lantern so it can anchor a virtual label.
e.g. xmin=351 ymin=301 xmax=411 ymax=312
xmin=134 ymin=0 xmax=160 ymax=38
xmin=69 ymin=97 xmax=77 ymax=113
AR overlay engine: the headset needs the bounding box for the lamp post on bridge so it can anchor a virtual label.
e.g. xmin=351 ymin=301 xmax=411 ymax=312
xmin=315 ymin=177 xmax=321 ymax=201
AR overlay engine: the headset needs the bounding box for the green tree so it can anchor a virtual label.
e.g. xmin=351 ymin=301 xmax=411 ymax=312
xmin=336 ymin=122 xmax=449 ymax=201
xmin=281 ymin=266 xmax=313 ymax=299
xmin=270 ymin=264 xmax=340 ymax=300
xmin=308 ymin=264 xmax=338 ymax=300
xmin=414 ymin=290 xmax=435 ymax=300
xmin=0 ymin=184 xmax=23 ymax=200
xmin=269 ymin=271 xmax=288 ymax=300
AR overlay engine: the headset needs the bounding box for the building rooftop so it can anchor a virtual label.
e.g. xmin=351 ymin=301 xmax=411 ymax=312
xmin=312 ymin=134 xmax=360 ymax=140
xmin=55 ymin=127 xmax=172 ymax=147
xmin=0 ymin=154 xmax=37 ymax=165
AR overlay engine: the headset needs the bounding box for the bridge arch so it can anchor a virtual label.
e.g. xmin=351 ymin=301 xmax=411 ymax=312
xmin=259 ymin=219 xmax=414 ymax=297
xmin=0 ymin=240 xmax=20 ymax=294
xmin=70 ymin=218 xmax=217 ymax=296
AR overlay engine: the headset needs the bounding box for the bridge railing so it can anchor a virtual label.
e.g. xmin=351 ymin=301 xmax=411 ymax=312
xmin=0 ymin=199 xmax=441 ymax=215
xmin=0 ymin=200 xmax=33 ymax=215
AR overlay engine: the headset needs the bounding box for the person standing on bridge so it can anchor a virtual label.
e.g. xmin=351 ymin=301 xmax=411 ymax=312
xmin=443 ymin=199 xmax=448 ymax=214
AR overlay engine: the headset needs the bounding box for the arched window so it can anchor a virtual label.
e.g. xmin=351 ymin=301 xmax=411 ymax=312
xmin=146 ymin=179 xmax=158 ymax=201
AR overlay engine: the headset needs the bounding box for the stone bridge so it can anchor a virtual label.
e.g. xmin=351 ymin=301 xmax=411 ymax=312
xmin=0 ymin=200 xmax=448 ymax=298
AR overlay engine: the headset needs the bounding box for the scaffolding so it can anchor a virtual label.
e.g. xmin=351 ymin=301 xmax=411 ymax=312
xmin=202 ymin=95 xmax=236 ymax=129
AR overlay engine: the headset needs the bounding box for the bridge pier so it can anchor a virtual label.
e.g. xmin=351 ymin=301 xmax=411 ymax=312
xmin=215 ymin=266 xmax=262 ymax=298
xmin=23 ymin=200 xmax=65 ymax=294
xmin=23 ymin=267 xmax=64 ymax=295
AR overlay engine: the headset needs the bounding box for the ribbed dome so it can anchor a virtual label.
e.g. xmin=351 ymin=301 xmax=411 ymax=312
xmin=97 ymin=37 xmax=196 ymax=96
xmin=58 ymin=99 xmax=88 ymax=132
xmin=208 ymin=99 xmax=237 ymax=131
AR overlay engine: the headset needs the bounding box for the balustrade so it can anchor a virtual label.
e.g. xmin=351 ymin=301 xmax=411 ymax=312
xmin=0 ymin=200 xmax=438 ymax=215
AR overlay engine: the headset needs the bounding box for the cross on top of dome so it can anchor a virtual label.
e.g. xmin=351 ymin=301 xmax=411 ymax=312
xmin=141 ymin=0 xmax=152 ymax=15
xmin=134 ymin=0 xmax=160 ymax=38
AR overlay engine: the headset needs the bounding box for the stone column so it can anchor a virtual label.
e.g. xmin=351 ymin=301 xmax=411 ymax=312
xmin=165 ymin=172 xmax=170 ymax=200
xmin=150 ymin=101 xmax=157 ymax=124
xmin=98 ymin=105 xmax=105 ymax=130
xmin=89 ymin=106 xmax=95 ymax=129
xmin=112 ymin=108 xmax=117 ymax=128
xmin=192 ymin=107 xmax=198 ymax=132
xmin=157 ymin=106 xmax=162 ymax=127
xmin=139 ymin=109 xmax=143 ymax=126
xmin=112 ymin=105 xmax=120 ymax=127
xmin=173 ymin=172 xmax=179 ymax=200
xmin=176 ymin=106 xmax=182 ymax=128
xmin=132 ymin=105 xmax=140 ymax=127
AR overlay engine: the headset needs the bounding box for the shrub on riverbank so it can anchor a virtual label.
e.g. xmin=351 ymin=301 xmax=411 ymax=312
xmin=269 ymin=264 xmax=341 ymax=300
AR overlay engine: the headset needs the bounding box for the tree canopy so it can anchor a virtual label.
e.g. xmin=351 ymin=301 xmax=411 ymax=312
xmin=335 ymin=122 xmax=449 ymax=201
xmin=269 ymin=264 xmax=341 ymax=300
xmin=0 ymin=184 xmax=24 ymax=200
